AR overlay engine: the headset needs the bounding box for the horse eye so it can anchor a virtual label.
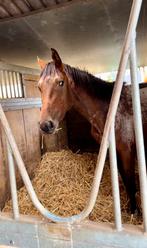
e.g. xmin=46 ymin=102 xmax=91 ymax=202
xmin=59 ymin=80 xmax=64 ymax=86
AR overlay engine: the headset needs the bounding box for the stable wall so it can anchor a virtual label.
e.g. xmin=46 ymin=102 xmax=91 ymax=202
xmin=0 ymin=62 xmax=97 ymax=209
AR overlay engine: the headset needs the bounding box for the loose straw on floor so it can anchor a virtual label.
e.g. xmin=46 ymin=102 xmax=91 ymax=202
xmin=3 ymin=150 xmax=142 ymax=225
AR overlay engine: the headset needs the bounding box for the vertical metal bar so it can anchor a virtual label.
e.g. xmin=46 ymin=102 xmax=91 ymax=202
xmin=6 ymin=140 xmax=19 ymax=220
xmin=0 ymin=71 xmax=3 ymax=99
xmin=2 ymin=71 xmax=8 ymax=99
xmin=130 ymin=35 xmax=147 ymax=232
xmin=13 ymin=72 xmax=19 ymax=98
xmin=7 ymin=71 xmax=13 ymax=98
xmin=1 ymin=71 xmax=5 ymax=99
xmin=109 ymin=121 xmax=122 ymax=231
xmin=9 ymin=71 xmax=15 ymax=98
xmin=5 ymin=70 xmax=10 ymax=98
xmin=77 ymin=0 xmax=143 ymax=220
xmin=12 ymin=71 xmax=17 ymax=97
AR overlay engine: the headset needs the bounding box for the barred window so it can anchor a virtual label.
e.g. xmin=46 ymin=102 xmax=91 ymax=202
xmin=0 ymin=70 xmax=24 ymax=99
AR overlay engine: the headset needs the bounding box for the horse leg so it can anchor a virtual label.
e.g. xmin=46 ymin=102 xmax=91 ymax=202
xmin=117 ymin=147 xmax=137 ymax=214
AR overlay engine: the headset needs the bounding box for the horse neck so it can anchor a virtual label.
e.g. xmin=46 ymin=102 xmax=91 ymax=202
xmin=71 ymin=85 xmax=109 ymax=133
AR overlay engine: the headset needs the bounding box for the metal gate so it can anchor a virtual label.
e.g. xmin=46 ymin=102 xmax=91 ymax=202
xmin=0 ymin=0 xmax=147 ymax=247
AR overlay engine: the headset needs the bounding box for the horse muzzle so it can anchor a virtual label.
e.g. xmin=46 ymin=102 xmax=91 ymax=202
xmin=40 ymin=120 xmax=55 ymax=134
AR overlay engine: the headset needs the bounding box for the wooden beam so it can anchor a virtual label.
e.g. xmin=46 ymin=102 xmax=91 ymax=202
xmin=0 ymin=5 xmax=10 ymax=18
xmin=0 ymin=62 xmax=40 ymax=76
xmin=0 ymin=0 xmax=22 ymax=16
xmin=0 ymin=0 xmax=84 ymax=23
xmin=12 ymin=0 xmax=30 ymax=13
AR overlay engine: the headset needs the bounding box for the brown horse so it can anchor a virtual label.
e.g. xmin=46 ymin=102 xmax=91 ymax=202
xmin=38 ymin=48 xmax=147 ymax=214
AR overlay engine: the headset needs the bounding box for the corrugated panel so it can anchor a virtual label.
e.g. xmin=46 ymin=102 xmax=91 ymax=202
xmin=0 ymin=0 xmax=76 ymax=21
xmin=12 ymin=0 xmax=31 ymax=13
xmin=0 ymin=0 xmax=22 ymax=16
xmin=26 ymin=0 xmax=44 ymax=10
xmin=0 ymin=5 xmax=10 ymax=18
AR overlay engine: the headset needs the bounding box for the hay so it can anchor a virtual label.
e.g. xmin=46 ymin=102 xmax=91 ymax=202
xmin=3 ymin=150 xmax=142 ymax=225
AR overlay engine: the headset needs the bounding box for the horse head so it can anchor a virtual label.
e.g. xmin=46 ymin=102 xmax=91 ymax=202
xmin=37 ymin=48 xmax=73 ymax=134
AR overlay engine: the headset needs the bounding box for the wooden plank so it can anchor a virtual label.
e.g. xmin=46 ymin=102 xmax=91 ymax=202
xmin=0 ymin=0 xmax=81 ymax=22
xmin=56 ymin=0 xmax=68 ymax=3
xmin=0 ymin=106 xmax=41 ymax=208
xmin=23 ymin=74 xmax=39 ymax=82
xmin=41 ymin=0 xmax=56 ymax=7
xmin=24 ymin=81 xmax=40 ymax=97
xmin=0 ymin=62 xmax=40 ymax=76
xmin=0 ymin=6 xmax=10 ymax=18
xmin=23 ymin=74 xmax=40 ymax=98
xmin=0 ymin=110 xmax=27 ymax=208
xmin=5 ymin=110 xmax=28 ymax=184
xmin=12 ymin=0 xmax=30 ymax=13
xmin=1 ymin=1 xmax=22 ymax=16
xmin=27 ymin=0 xmax=44 ymax=9
xmin=23 ymin=108 xmax=41 ymax=170
xmin=5 ymin=110 xmax=27 ymax=161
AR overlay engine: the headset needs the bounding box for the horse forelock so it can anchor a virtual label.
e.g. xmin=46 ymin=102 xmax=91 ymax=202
xmin=40 ymin=62 xmax=56 ymax=79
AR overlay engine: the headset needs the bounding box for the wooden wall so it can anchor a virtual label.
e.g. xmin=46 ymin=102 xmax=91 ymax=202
xmin=0 ymin=73 xmax=41 ymax=208
xmin=0 ymin=70 xmax=67 ymax=208
xmin=0 ymin=62 xmax=97 ymax=209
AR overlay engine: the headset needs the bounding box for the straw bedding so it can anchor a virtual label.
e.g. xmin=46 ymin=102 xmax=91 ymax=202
xmin=3 ymin=150 xmax=142 ymax=225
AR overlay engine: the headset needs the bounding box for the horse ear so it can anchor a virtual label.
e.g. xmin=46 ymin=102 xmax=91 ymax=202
xmin=37 ymin=57 xmax=46 ymax=70
xmin=51 ymin=48 xmax=63 ymax=71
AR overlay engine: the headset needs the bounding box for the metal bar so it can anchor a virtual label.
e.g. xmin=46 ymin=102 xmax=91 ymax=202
xmin=13 ymin=72 xmax=19 ymax=98
xmin=7 ymin=71 xmax=13 ymax=98
xmin=6 ymin=140 xmax=19 ymax=220
xmin=0 ymin=97 xmax=42 ymax=111
xmin=0 ymin=70 xmax=4 ymax=99
xmin=130 ymin=35 xmax=147 ymax=232
xmin=3 ymin=71 xmax=8 ymax=98
xmin=15 ymin=72 xmax=20 ymax=97
xmin=1 ymin=71 xmax=6 ymax=99
xmin=5 ymin=71 xmax=11 ymax=98
xmin=16 ymin=72 xmax=21 ymax=97
xmin=12 ymin=71 xmax=17 ymax=97
xmin=109 ymin=121 xmax=122 ymax=231
xmin=75 ymin=0 xmax=143 ymax=220
xmin=8 ymin=71 xmax=15 ymax=98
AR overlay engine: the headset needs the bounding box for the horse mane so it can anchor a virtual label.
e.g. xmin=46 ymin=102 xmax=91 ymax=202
xmin=41 ymin=62 xmax=114 ymax=101
xmin=65 ymin=64 xmax=114 ymax=101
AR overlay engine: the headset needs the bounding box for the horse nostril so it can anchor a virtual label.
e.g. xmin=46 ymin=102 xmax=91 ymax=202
xmin=40 ymin=121 xmax=55 ymax=134
xmin=48 ymin=120 xmax=54 ymax=129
